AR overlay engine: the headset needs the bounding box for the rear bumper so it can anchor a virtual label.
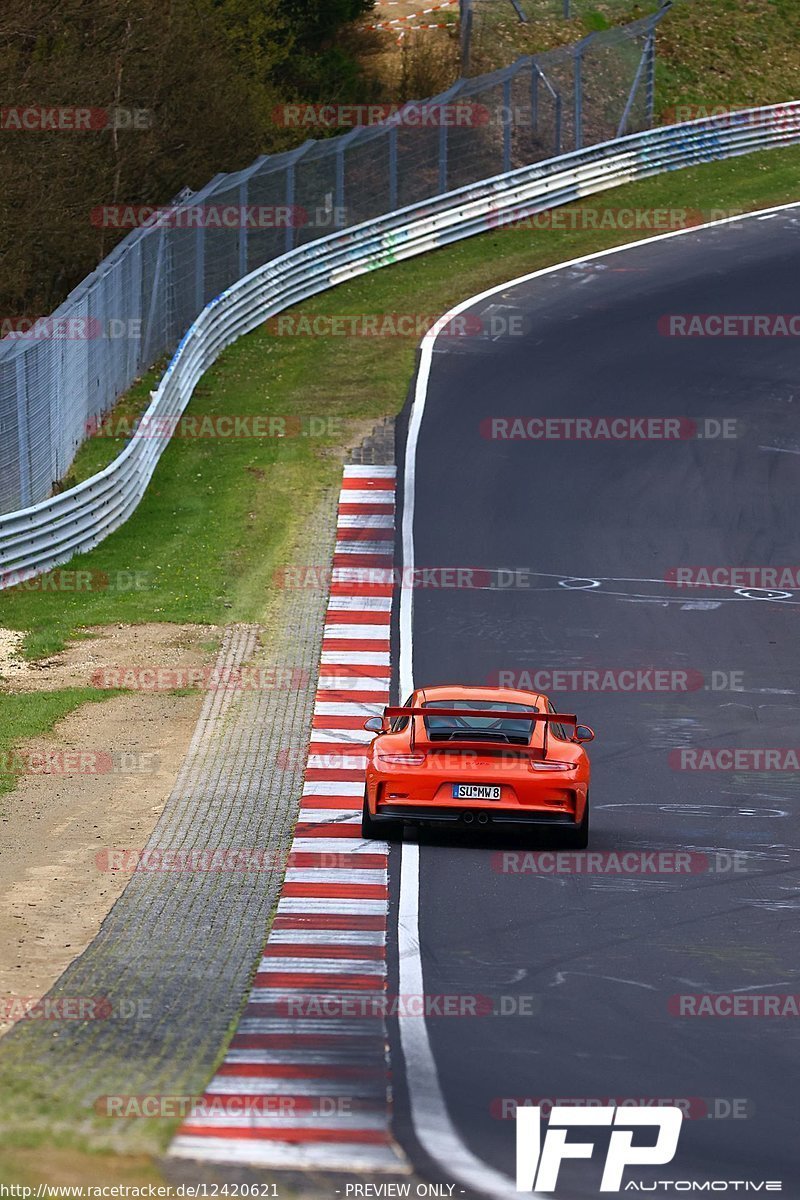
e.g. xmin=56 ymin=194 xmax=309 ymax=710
xmin=371 ymin=804 xmax=577 ymax=828
xmin=368 ymin=770 xmax=588 ymax=825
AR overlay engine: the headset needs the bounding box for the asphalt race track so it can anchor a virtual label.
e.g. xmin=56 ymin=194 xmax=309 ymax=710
xmin=389 ymin=207 xmax=800 ymax=1196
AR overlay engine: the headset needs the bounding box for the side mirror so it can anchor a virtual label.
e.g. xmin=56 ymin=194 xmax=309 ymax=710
xmin=364 ymin=716 xmax=384 ymax=734
xmin=573 ymin=724 xmax=595 ymax=744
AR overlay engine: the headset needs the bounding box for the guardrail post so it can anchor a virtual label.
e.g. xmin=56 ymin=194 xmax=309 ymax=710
xmin=502 ymin=77 xmax=513 ymax=172
xmin=14 ymin=355 xmax=32 ymax=508
xmin=555 ymin=91 xmax=563 ymax=154
xmin=563 ymin=0 xmax=570 ymax=15
xmin=238 ymin=178 xmax=248 ymax=277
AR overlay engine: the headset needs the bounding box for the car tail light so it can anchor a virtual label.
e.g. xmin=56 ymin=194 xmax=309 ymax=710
xmin=376 ymin=753 xmax=427 ymax=767
xmin=529 ymin=760 xmax=577 ymax=772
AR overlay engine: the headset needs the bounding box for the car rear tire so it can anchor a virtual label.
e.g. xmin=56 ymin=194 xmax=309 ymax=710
xmin=361 ymin=792 xmax=402 ymax=842
xmin=563 ymin=792 xmax=589 ymax=849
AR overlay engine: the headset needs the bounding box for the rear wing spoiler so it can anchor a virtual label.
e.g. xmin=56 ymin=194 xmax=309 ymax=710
xmin=382 ymin=707 xmax=577 ymax=724
xmin=382 ymin=706 xmax=578 ymax=754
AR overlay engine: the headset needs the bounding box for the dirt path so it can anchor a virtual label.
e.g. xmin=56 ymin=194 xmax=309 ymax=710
xmin=0 ymin=623 xmax=218 ymax=1032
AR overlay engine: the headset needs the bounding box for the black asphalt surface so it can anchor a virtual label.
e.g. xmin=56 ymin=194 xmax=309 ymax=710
xmin=390 ymin=209 xmax=800 ymax=1196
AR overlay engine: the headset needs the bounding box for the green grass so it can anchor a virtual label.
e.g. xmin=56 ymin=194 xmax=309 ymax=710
xmin=465 ymin=0 xmax=800 ymax=116
xmin=655 ymin=0 xmax=800 ymax=115
xmin=0 ymin=1054 xmax=180 ymax=1169
xmin=0 ymin=143 xmax=798 ymax=661
xmin=0 ymin=689 xmax=123 ymax=806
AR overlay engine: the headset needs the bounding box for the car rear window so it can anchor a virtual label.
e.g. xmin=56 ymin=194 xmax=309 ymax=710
xmin=421 ymin=699 xmax=538 ymax=745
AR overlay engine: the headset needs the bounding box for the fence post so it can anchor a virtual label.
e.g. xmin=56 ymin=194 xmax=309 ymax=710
xmin=573 ymin=34 xmax=594 ymax=150
xmin=238 ymin=178 xmax=248 ymax=278
xmin=615 ymin=27 xmax=653 ymax=138
xmin=334 ymin=128 xmax=362 ymax=229
xmin=284 ymin=161 xmax=296 ymax=254
xmin=14 ymin=355 xmax=31 ymax=508
xmin=194 ymin=224 xmax=205 ymax=316
xmin=283 ymin=141 xmax=313 ymax=254
xmin=574 ymin=45 xmax=582 ymax=149
xmin=615 ymin=10 xmax=667 ymax=138
xmin=142 ymin=226 xmax=166 ymax=368
xmin=438 ymin=109 xmax=448 ymax=192
xmin=389 ymin=124 xmax=398 ymax=211
xmin=434 ymin=84 xmax=464 ymax=194
xmin=530 ymin=62 xmax=539 ymax=134
xmin=503 ymin=76 xmax=512 ymax=172
xmin=645 ymin=27 xmax=657 ymax=126
xmin=335 ymin=140 xmax=345 ymax=222
xmin=460 ymin=0 xmax=473 ymax=73
xmin=563 ymin=0 xmax=570 ymax=15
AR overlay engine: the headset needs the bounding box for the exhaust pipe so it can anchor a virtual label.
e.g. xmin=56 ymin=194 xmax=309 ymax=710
xmin=477 ymin=812 xmax=490 ymax=825
xmin=462 ymin=811 xmax=475 ymax=825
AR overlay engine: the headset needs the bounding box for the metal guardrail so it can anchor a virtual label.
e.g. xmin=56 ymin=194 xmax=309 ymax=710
xmin=1 ymin=102 xmax=799 ymax=587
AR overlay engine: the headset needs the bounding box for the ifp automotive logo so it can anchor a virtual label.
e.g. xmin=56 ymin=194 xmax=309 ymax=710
xmin=516 ymin=1105 xmax=682 ymax=1192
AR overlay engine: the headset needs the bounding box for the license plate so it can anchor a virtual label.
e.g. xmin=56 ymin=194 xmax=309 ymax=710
xmin=452 ymin=784 xmax=501 ymax=801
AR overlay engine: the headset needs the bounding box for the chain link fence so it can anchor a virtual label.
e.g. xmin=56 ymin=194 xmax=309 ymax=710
xmin=460 ymin=0 xmax=670 ymax=75
xmin=0 ymin=7 xmax=668 ymax=515
xmin=466 ymin=0 xmax=663 ymax=22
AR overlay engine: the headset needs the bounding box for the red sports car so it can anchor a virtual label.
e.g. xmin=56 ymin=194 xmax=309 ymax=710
xmin=361 ymin=684 xmax=594 ymax=846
